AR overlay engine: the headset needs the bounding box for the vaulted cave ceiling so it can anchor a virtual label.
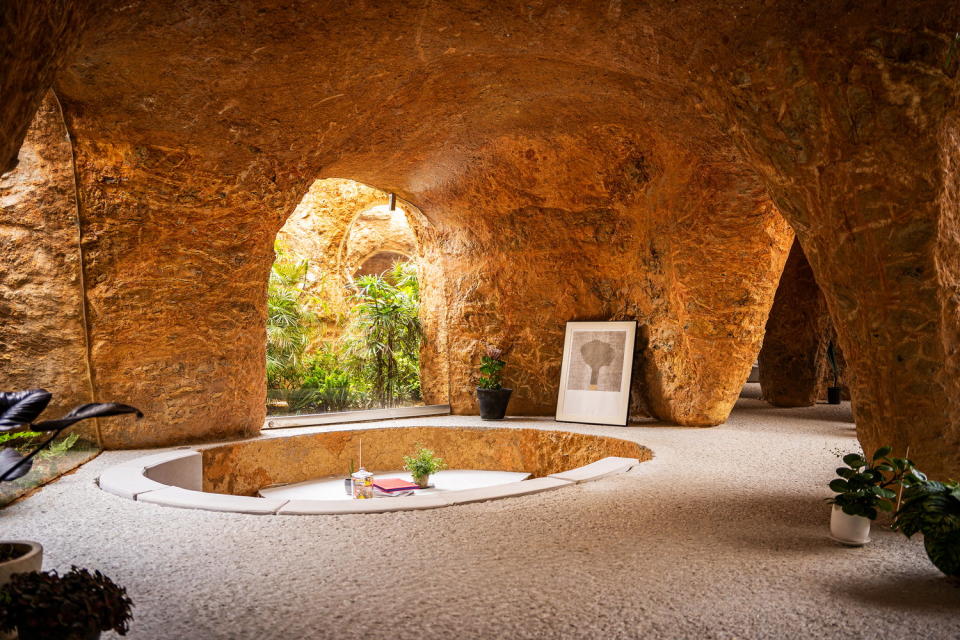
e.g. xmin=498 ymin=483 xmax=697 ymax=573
xmin=2 ymin=1 xmax=958 ymax=477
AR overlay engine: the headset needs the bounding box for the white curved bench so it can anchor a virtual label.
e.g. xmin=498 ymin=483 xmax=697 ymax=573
xmin=98 ymin=450 xmax=641 ymax=515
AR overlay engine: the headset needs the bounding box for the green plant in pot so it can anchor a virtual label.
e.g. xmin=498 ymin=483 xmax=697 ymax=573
xmin=0 ymin=567 xmax=134 ymax=639
xmin=893 ymin=471 xmax=960 ymax=577
xmin=826 ymin=446 xmax=913 ymax=546
xmin=476 ymin=345 xmax=511 ymax=420
xmin=825 ymin=341 xmax=842 ymax=405
xmin=403 ymin=445 xmax=446 ymax=489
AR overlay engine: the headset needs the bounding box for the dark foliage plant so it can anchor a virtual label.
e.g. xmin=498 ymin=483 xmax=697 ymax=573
xmin=0 ymin=567 xmax=134 ymax=638
xmin=826 ymin=446 xmax=914 ymax=520
xmin=0 ymin=390 xmax=142 ymax=483
xmin=893 ymin=471 xmax=960 ymax=577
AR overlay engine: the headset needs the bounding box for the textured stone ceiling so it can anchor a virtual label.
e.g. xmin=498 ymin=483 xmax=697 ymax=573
xmin=1 ymin=0 xmax=959 ymax=477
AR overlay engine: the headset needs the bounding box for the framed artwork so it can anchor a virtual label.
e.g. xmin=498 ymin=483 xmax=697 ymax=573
xmin=555 ymin=320 xmax=637 ymax=426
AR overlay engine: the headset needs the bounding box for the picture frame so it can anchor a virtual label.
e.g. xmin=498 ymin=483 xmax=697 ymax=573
xmin=555 ymin=320 xmax=637 ymax=426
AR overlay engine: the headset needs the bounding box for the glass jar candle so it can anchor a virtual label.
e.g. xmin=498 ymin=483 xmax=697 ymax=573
xmin=352 ymin=468 xmax=374 ymax=499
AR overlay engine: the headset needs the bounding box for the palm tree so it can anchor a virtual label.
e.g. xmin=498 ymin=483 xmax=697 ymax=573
xmin=266 ymin=243 xmax=317 ymax=389
xmin=344 ymin=262 xmax=422 ymax=407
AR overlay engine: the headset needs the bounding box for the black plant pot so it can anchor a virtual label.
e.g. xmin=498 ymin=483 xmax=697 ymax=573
xmin=827 ymin=386 xmax=842 ymax=405
xmin=477 ymin=388 xmax=512 ymax=420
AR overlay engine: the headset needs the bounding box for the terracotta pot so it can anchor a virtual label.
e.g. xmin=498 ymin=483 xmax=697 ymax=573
xmin=477 ymin=388 xmax=512 ymax=420
xmin=829 ymin=505 xmax=871 ymax=546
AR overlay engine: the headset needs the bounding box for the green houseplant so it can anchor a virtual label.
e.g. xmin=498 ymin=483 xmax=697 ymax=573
xmin=826 ymin=446 xmax=913 ymax=545
xmin=476 ymin=345 xmax=511 ymax=420
xmin=403 ymin=445 xmax=446 ymax=488
xmin=0 ymin=567 xmax=134 ymax=639
xmin=893 ymin=471 xmax=960 ymax=577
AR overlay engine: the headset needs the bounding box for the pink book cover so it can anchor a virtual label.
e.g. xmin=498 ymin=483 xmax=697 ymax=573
xmin=373 ymin=478 xmax=420 ymax=492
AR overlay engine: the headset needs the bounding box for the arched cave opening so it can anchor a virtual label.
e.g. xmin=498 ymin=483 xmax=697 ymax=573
xmin=265 ymin=178 xmax=446 ymax=418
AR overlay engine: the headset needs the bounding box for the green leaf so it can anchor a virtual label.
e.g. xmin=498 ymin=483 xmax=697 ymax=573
xmin=829 ymin=478 xmax=850 ymax=493
xmin=842 ymin=453 xmax=865 ymax=468
xmin=872 ymin=446 xmax=892 ymax=460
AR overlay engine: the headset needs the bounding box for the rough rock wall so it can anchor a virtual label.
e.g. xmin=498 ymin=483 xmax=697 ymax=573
xmin=411 ymin=130 xmax=791 ymax=422
xmin=61 ymin=131 xmax=298 ymax=448
xmin=0 ymin=1 xmax=96 ymax=173
xmin=344 ymin=206 xmax=416 ymax=277
xmin=758 ymin=241 xmax=832 ymax=407
xmin=0 ymin=93 xmax=92 ymax=427
xmin=0 ymin=1 xmax=956 ymax=477
xmin=697 ymin=3 xmax=960 ymax=476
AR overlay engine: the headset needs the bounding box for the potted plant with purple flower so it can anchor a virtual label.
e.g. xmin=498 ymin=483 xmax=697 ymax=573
xmin=476 ymin=345 xmax=511 ymax=420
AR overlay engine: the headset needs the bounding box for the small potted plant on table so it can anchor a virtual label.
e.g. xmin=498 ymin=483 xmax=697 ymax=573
xmin=893 ymin=471 xmax=960 ymax=577
xmin=476 ymin=345 xmax=511 ymax=420
xmin=826 ymin=446 xmax=913 ymax=545
xmin=0 ymin=567 xmax=134 ymax=639
xmin=403 ymin=445 xmax=446 ymax=489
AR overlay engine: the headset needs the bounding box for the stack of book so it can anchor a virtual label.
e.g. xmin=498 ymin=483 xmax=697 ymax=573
xmin=373 ymin=478 xmax=420 ymax=497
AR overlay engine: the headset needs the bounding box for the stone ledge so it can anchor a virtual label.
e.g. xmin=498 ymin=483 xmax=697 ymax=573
xmin=98 ymin=466 xmax=170 ymax=500
xmin=548 ymin=457 xmax=640 ymax=483
xmin=98 ymin=424 xmax=647 ymax=514
xmin=137 ymin=487 xmax=287 ymax=515
xmin=439 ymin=477 xmax=573 ymax=505
xmin=143 ymin=451 xmax=202 ymax=491
xmin=279 ymin=494 xmax=449 ymax=515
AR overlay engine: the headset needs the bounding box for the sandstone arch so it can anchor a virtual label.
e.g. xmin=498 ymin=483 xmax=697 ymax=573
xmin=0 ymin=1 xmax=957 ymax=477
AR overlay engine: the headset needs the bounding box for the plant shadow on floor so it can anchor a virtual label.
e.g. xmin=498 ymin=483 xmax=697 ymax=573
xmin=835 ymin=572 xmax=960 ymax=611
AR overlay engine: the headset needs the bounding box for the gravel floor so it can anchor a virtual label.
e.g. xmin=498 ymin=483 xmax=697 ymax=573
xmin=3 ymin=385 xmax=958 ymax=639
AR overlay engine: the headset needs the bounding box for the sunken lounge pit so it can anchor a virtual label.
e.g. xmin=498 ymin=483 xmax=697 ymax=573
xmin=98 ymin=426 xmax=652 ymax=515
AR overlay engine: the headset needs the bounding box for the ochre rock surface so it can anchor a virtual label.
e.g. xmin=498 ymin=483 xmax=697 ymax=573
xmin=759 ymin=241 xmax=833 ymax=407
xmin=344 ymin=207 xmax=417 ymax=278
xmin=1 ymin=1 xmax=957 ymax=476
xmin=201 ymin=426 xmax=651 ymax=497
xmin=409 ymin=131 xmax=791 ymax=422
xmin=0 ymin=93 xmax=93 ymax=432
xmin=0 ymin=1 xmax=95 ymax=173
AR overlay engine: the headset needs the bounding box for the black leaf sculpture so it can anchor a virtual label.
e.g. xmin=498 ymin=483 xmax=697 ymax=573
xmin=0 ymin=389 xmax=142 ymax=483
xmin=0 ymin=390 xmax=53 ymax=430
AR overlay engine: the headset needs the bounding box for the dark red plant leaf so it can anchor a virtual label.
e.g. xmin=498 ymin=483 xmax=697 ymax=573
xmin=0 ymin=389 xmax=52 ymax=431
xmin=31 ymin=403 xmax=143 ymax=432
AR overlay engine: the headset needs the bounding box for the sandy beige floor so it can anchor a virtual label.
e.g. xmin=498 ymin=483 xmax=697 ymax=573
xmin=2 ymin=385 xmax=957 ymax=639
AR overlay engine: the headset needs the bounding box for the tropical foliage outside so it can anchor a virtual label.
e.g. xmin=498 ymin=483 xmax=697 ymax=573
xmin=266 ymin=243 xmax=423 ymax=415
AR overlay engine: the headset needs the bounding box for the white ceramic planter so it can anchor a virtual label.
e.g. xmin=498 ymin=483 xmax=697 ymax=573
xmin=1 ymin=541 xmax=43 ymax=640
xmin=829 ymin=505 xmax=871 ymax=546
xmin=0 ymin=541 xmax=43 ymax=585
